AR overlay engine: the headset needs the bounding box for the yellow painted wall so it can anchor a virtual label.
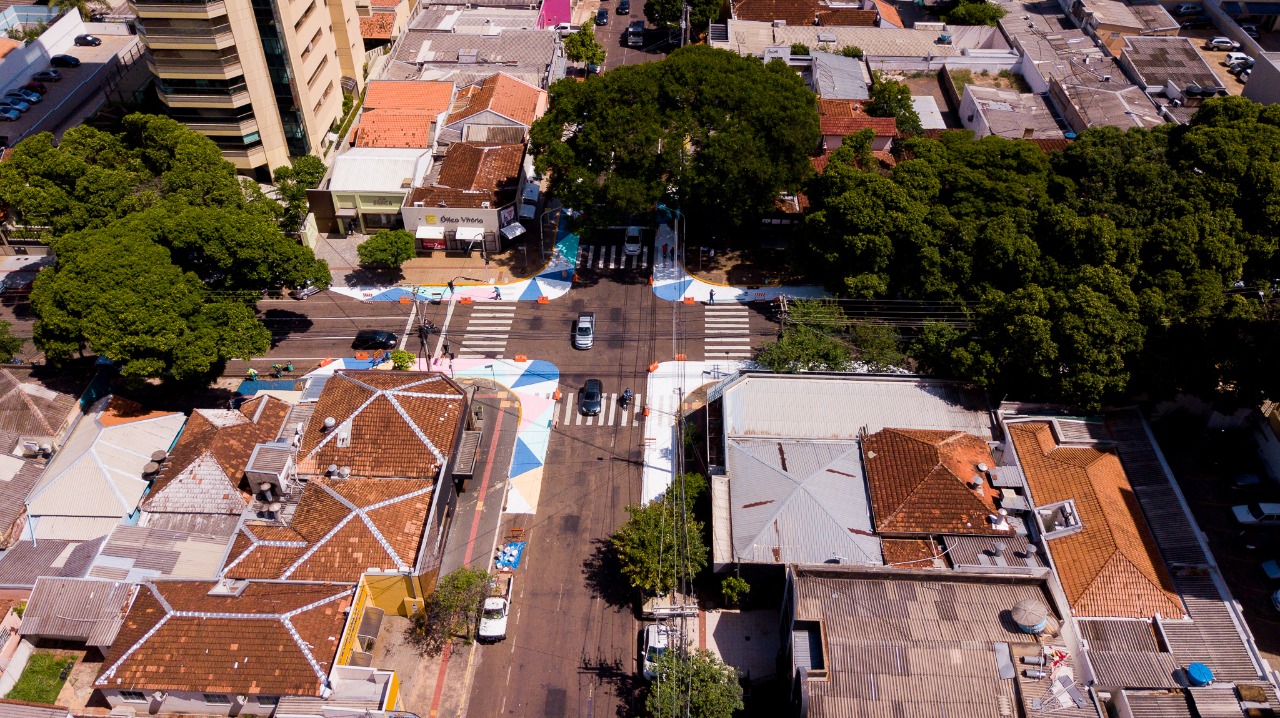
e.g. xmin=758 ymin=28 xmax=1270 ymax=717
xmin=335 ymin=579 xmax=370 ymax=666
xmin=383 ymin=672 xmax=400 ymax=710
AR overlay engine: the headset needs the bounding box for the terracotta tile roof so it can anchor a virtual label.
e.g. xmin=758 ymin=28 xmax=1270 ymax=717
xmin=353 ymin=109 xmax=435 ymax=148
xmin=221 ymin=478 xmax=432 ymax=581
xmin=880 ymin=537 xmax=943 ymax=567
xmin=0 ymin=38 xmax=21 ymax=60
xmin=812 ymin=150 xmax=832 ymax=174
xmin=363 ymin=80 xmax=454 ymax=113
xmin=816 ymin=7 xmax=878 ymax=25
xmin=144 ymin=396 xmax=291 ymax=515
xmin=360 ymin=13 xmax=396 ymax=39
xmin=407 ymin=143 xmax=524 ymax=209
xmin=370 ymin=0 xmax=398 ymax=7
xmin=297 ymin=371 xmax=466 ymax=479
xmin=821 ymin=115 xmax=897 ymax=137
xmin=872 ymin=0 xmax=904 ymax=27
xmin=733 ymin=0 xmax=820 ymax=24
xmin=862 ymin=428 xmax=1009 ymax=536
xmin=817 ymin=98 xmax=865 ymax=118
xmin=1009 ymin=422 xmax=1184 ymax=619
xmin=0 ymin=366 xmax=78 ymax=438
xmin=95 ymin=581 xmax=352 ymax=696
xmin=1027 ymin=137 xmax=1073 ymax=153
xmin=446 ymin=73 xmax=546 ymax=127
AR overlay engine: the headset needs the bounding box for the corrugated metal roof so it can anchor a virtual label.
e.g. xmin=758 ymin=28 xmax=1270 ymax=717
xmin=790 ymin=567 xmax=1054 ymax=718
xmin=29 ymin=516 xmax=123 ymax=542
xmin=1186 ymin=686 xmax=1246 ymax=717
xmin=0 ymin=700 xmax=71 ymax=718
xmin=1161 ymin=575 xmax=1261 ymax=682
xmin=1115 ymin=691 xmax=1193 ymax=718
xmin=87 ymin=524 xmax=234 ymax=581
xmin=21 ymin=576 xmax=134 ymax=647
xmin=721 ymin=374 xmax=992 ymax=441
xmin=26 ymin=399 xmax=184 ymax=533
xmin=1088 ymin=650 xmax=1180 ymax=689
xmin=944 ymin=534 xmax=1046 ymax=569
xmin=141 ymin=512 xmax=239 ymax=536
xmin=0 ymin=538 xmax=102 ymax=587
xmin=727 ymin=439 xmax=881 ymax=565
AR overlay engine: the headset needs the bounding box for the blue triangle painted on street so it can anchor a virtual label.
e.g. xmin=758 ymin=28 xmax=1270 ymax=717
xmin=510 ymin=360 xmax=559 ymax=389
xmin=509 ymin=436 xmax=542 ymax=477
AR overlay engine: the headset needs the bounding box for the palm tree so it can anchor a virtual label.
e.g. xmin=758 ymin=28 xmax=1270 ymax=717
xmin=50 ymin=0 xmax=111 ymax=21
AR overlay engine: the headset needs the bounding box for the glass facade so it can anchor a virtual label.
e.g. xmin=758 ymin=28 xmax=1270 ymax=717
xmin=251 ymin=0 xmax=309 ymax=156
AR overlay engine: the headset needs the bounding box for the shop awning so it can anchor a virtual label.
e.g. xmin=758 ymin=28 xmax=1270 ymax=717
xmin=519 ymin=202 xmax=536 ymax=219
xmin=336 ymin=208 xmax=358 ymax=218
xmin=457 ymin=227 xmax=485 ymax=243
xmin=416 ymin=225 xmax=445 ymax=239
xmin=522 ymin=183 xmax=540 ymax=202
xmin=501 ymin=223 xmax=527 ymax=240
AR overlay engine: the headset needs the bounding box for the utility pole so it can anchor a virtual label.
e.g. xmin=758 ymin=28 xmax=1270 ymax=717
xmin=681 ymin=3 xmax=690 ymax=47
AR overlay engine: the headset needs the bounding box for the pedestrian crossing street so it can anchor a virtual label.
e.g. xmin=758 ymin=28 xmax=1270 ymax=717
xmin=455 ymin=301 xmax=517 ymax=359
xmin=553 ymin=388 xmax=683 ymax=427
xmin=578 ymin=244 xmax=652 ymax=270
xmin=703 ymin=303 xmax=754 ymax=359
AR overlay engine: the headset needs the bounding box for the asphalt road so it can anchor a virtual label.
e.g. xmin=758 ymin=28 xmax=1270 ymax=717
xmin=593 ymin=0 xmax=676 ymax=71
xmin=257 ymin=292 xmax=414 ymax=360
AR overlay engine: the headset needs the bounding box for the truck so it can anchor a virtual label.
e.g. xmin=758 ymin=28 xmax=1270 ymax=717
xmin=627 ymin=20 xmax=645 ymax=47
xmin=478 ymin=575 xmax=513 ymax=642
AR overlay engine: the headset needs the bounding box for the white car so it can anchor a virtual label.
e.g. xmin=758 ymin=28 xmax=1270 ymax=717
xmin=1233 ymin=502 xmax=1280 ymax=525
xmin=1225 ymin=51 xmax=1254 ymax=66
xmin=641 ymin=623 xmax=677 ymax=680
xmin=623 ymin=226 xmax=642 ymax=256
xmin=478 ymin=575 xmax=512 ymax=642
xmin=1240 ymin=23 xmax=1259 ymax=38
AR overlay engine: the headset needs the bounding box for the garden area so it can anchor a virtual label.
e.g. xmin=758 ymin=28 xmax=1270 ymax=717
xmin=6 ymin=652 xmax=75 ymax=704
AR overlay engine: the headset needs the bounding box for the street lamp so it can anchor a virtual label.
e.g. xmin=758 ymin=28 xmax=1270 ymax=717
xmin=483 ymin=363 xmax=497 ymax=389
xmin=538 ymin=206 xmax=562 ymax=261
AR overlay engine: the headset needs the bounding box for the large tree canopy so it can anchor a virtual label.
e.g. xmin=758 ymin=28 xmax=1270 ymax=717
xmin=530 ymin=46 xmax=820 ymax=236
xmin=5 ymin=113 xmax=331 ymax=383
xmin=795 ymin=96 xmax=1280 ymax=410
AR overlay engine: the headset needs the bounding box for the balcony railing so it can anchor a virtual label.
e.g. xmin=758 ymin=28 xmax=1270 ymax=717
xmin=183 ymin=117 xmax=259 ymax=135
xmin=147 ymin=54 xmax=242 ymax=76
xmin=137 ymin=23 xmax=233 ymax=45
xmin=131 ymin=0 xmax=226 ymax=16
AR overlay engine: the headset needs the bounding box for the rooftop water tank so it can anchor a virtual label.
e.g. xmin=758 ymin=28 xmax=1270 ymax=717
xmin=1187 ymin=662 xmax=1213 ymax=687
xmin=1011 ymin=599 xmax=1049 ymax=634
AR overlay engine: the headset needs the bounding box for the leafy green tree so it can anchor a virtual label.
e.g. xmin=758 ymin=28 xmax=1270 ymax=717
xmin=866 ymin=74 xmax=923 ymax=136
xmin=407 ymin=567 xmax=490 ymax=657
xmin=841 ymin=45 xmax=864 ymax=58
xmin=30 ymin=232 xmax=269 ymax=381
xmin=531 ymin=46 xmax=819 ymax=238
xmin=390 ymin=349 xmax=414 ymax=370
xmin=850 ymin=322 xmax=903 ymax=369
xmin=944 ymin=0 xmax=1008 ymax=25
xmin=644 ymin=0 xmax=720 ymax=31
xmin=790 ymin=43 xmax=810 ymax=55
xmin=756 ymin=326 xmax=851 ymax=372
xmin=51 ymin=0 xmax=108 ymax=20
xmin=645 ymin=649 xmax=744 ymax=718
xmin=357 ymin=230 xmax=417 ymax=270
xmin=274 ymin=156 xmax=327 ymax=233
xmin=611 ymin=474 xmax=707 ymax=595
xmin=720 ymin=576 xmax=749 ymax=605
xmin=563 ymin=26 xmax=606 ymax=67
xmin=0 ymin=321 xmax=24 ymax=363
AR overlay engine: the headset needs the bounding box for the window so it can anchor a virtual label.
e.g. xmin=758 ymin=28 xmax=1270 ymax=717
xmin=257 ymin=696 xmax=280 ymax=706
xmin=120 ymin=692 xmax=147 ymax=703
xmin=203 ymin=694 xmax=232 ymax=705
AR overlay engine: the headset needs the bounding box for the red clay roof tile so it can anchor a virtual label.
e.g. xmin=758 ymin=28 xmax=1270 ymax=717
xmin=1009 ymin=422 xmax=1184 ymax=619
xmin=363 ymin=80 xmax=454 ymax=113
xmin=354 ymin=109 xmax=435 ymax=148
xmin=95 ymin=581 xmax=352 ymax=696
xmin=360 ymin=13 xmax=396 ymax=39
xmin=446 ymin=73 xmax=546 ymax=127
xmin=863 ymin=428 xmax=1008 ymax=536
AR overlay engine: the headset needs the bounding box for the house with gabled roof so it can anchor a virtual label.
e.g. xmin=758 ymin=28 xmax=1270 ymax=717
xmin=24 ymin=396 xmax=185 ymax=543
xmin=439 ymin=73 xmax=547 ymax=145
xmin=401 ymin=142 xmax=528 ymax=253
xmin=93 ymin=580 xmax=398 ymax=717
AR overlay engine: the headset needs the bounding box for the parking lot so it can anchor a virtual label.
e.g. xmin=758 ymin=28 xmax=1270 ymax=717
xmin=1154 ymin=420 xmax=1280 ymax=669
xmin=0 ymin=33 xmax=141 ymax=146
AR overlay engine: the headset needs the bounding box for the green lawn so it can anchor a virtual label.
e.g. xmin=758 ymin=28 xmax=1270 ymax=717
xmin=5 ymin=653 xmax=74 ymax=704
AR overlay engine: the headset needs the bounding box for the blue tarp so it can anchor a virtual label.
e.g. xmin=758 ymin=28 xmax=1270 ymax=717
xmin=495 ymin=541 xmax=527 ymax=570
xmin=236 ymin=379 xmax=303 ymax=396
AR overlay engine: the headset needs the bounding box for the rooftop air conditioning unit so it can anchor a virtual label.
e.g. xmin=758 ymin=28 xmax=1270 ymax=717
xmin=481 ymin=201 xmax=491 ymax=208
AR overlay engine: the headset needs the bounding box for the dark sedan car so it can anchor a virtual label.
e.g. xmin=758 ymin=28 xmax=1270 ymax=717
xmin=595 ymin=7 xmax=609 ymax=24
xmin=352 ymin=329 xmax=398 ymax=350
xmin=74 ymin=34 xmax=102 ymax=46
xmin=31 ymin=70 xmax=61 ymax=82
xmin=50 ymin=55 xmax=81 ymax=68
xmin=617 ymin=0 xmax=630 ymax=13
xmin=579 ymin=378 xmax=603 ymax=416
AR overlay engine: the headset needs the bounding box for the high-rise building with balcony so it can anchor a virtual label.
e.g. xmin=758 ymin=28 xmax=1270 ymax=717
xmin=132 ymin=0 xmax=364 ymax=177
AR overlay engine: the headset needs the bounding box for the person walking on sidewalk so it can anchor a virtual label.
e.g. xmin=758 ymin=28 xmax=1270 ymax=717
xmin=662 ymin=243 xmax=669 ymax=262
xmin=493 ymin=287 xmax=502 ymax=300
xmin=709 ymin=289 xmax=715 ymax=305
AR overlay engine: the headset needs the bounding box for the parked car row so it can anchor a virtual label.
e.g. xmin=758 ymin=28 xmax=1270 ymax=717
xmin=0 ymin=52 xmax=83 ymax=121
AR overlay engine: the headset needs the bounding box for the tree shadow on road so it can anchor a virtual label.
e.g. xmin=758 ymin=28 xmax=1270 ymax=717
xmin=582 ymin=538 xmax=635 ymax=611
xmin=260 ymin=308 xmax=314 ymax=348
xmin=579 ymin=655 xmax=647 ymax=718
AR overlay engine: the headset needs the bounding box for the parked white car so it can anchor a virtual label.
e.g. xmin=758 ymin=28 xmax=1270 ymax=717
xmin=1225 ymin=51 xmax=1254 ymax=66
xmin=1233 ymin=502 xmax=1280 ymax=525
xmin=641 ymin=623 xmax=677 ymax=680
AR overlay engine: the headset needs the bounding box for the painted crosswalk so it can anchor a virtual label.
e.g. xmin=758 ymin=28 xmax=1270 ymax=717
xmin=578 ymin=244 xmax=651 ymax=270
xmin=558 ymin=392 xmax=647 ymax=427
xmin=703 ymin=304 xmax=754 ymax=359
xmin=454 ymin=301 xmax=517 ymax=359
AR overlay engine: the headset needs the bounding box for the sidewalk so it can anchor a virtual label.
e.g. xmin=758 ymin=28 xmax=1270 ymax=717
xmin=640 ymin=360 xmax=748 ymax=503
xmin=330 ymin=219 xmax=580 ymax=303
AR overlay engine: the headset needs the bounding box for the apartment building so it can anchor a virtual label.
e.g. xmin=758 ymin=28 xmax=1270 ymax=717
xmin=131 ymin=0 xmax=365 ymax=177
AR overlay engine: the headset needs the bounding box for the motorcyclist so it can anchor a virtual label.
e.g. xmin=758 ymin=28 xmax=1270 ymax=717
xmin=621 ymin=388 xmax=634 ymax=408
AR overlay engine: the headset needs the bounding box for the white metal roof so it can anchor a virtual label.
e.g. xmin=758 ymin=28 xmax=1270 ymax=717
xmin=329 ymin=148 xmax=433 ymax=192
xmin=26 ymin=397 xmax=185 ymax=537
xmin=720 ymin=373 xmax=994 ymax=441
